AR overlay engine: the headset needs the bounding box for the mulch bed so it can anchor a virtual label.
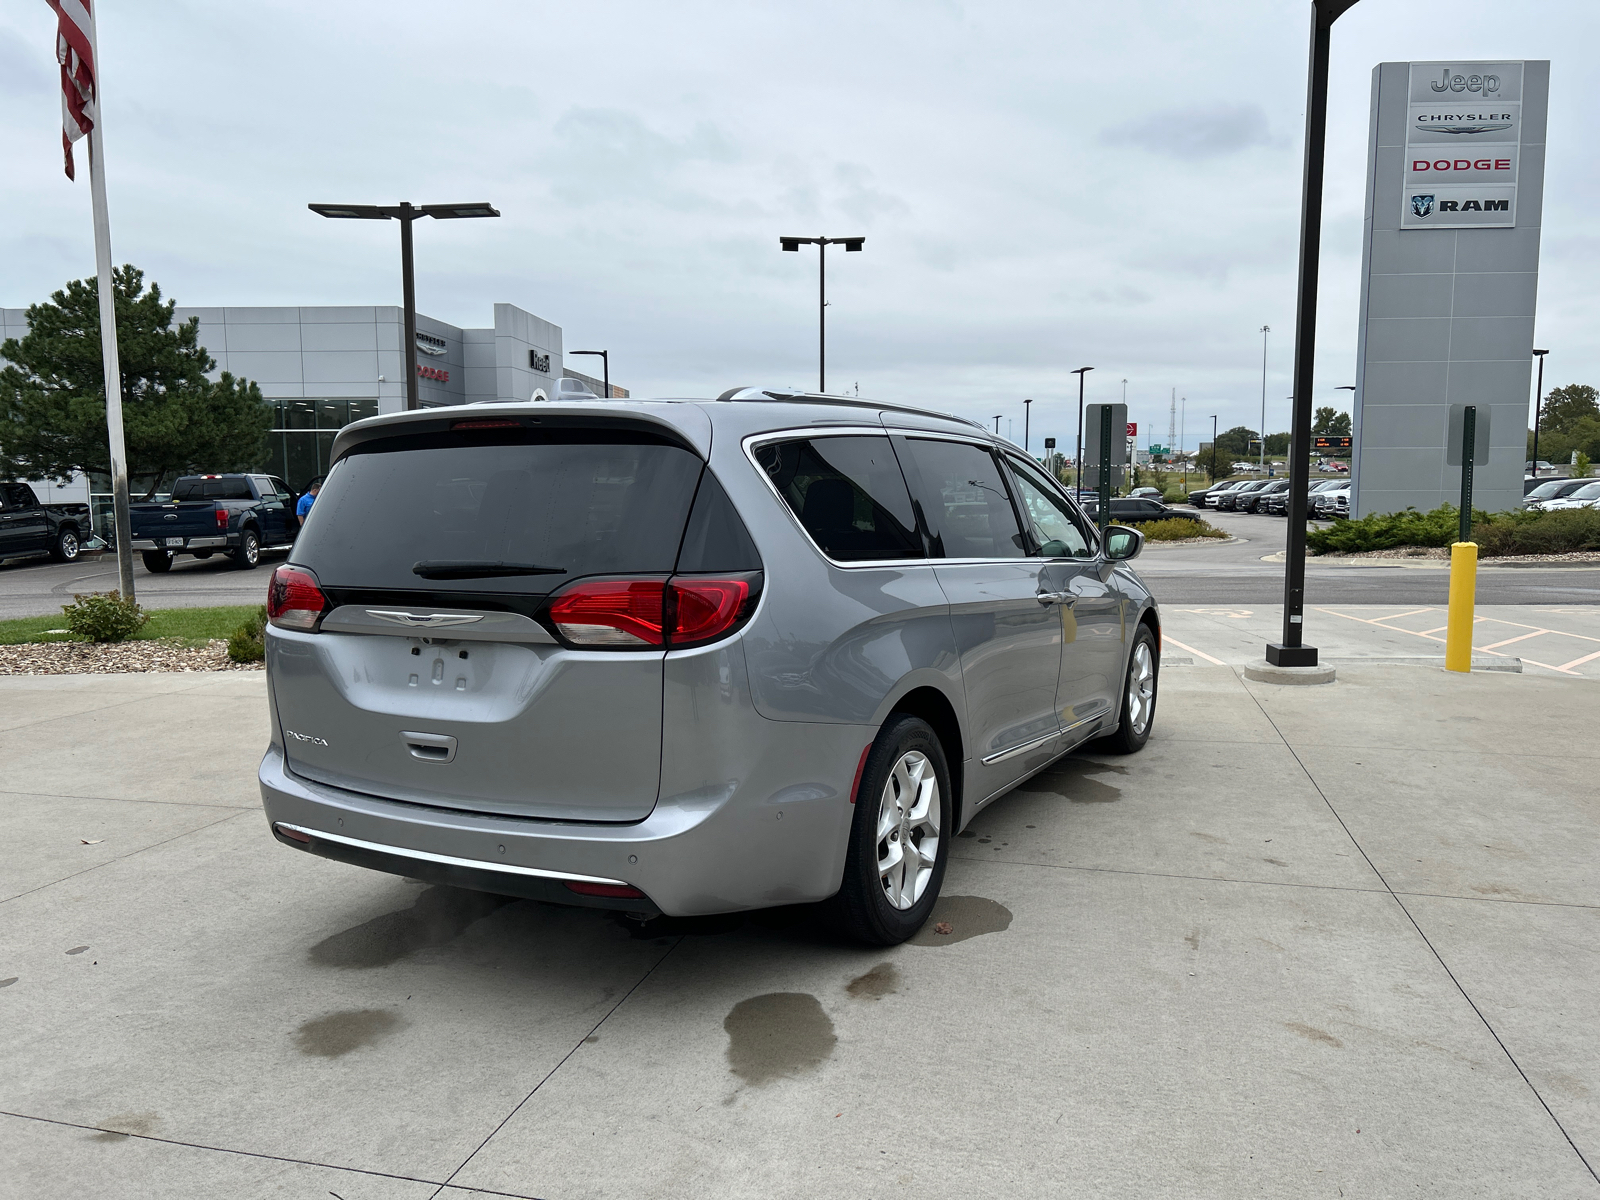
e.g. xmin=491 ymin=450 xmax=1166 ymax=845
xmin=1316 ymin=548 xmax=1600 ymax=564
xmin=0 ymin=639 xmax=263 ymax=676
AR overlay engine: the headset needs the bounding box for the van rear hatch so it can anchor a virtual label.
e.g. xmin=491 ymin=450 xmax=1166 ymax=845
xmin=269 ymin=416 xmax=752 ymax=822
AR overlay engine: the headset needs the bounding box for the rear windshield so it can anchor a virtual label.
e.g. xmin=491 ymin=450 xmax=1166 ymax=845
xmin=173 ymin=477 xmax=253 ymax=500
xmin=291 ymin=433 xmax=705 ymax=594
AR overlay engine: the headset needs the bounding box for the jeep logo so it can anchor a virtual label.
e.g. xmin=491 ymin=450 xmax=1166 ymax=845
xmin=1429 ymin=68 xmax=1500 ymax=94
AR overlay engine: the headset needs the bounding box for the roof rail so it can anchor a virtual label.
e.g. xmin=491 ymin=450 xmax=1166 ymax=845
xmin=712 ymin=386 xmax=987 ymax=433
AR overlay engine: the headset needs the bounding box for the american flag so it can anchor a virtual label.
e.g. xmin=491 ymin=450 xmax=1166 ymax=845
xmin=47 ymin=0 xmax=97 ymax=181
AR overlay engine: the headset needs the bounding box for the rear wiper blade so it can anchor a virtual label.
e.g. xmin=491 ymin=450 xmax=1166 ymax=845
xmin=412 ymin=560 xmax=567 ymax=580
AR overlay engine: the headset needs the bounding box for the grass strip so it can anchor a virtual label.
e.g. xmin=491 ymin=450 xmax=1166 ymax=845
xmin=0 ymin=605 xmax=262 ymax=648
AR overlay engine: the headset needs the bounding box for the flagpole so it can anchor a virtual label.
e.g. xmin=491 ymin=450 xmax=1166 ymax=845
xmin=83 ymin=79 xmax=134 ymax=599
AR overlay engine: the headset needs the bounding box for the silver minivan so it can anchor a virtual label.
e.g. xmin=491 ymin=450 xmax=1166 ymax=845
xmin=259 ymin=390 xmax=1161 ymax=944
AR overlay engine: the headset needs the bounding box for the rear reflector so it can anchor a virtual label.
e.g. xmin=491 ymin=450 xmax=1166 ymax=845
xmin=274 ymin=823 xmax=312 ymax=844
xmin=564 ymin=880 xmax=646 ymax=899
xmin=267 ymin=565 xmax=329 ymax=632
xmin=850 ymin=742 xmax=873 ymax=804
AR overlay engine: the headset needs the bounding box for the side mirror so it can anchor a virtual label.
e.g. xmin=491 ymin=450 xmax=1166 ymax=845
xmin=1103 ymin=524 xmax=1144 ymax=562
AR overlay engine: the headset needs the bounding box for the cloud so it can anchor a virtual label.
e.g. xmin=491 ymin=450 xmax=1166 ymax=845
xmin=0 ymin=26 xmax=53 ymax=98
xmin=1099 ymin=104 xmax=1277 ymax=160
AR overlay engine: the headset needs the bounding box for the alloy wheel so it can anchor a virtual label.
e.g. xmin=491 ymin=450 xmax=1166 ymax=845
xmin=1128 ymin=641 xmax=1155 ymax=736
xmin=876 ymin=750 xmax=941 ymax=910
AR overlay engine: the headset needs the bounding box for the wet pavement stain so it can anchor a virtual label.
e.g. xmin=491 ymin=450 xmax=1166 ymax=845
xmin=909 ymin=896 xmax=1013 ymax=946
xmin=846 ymin=961 xmax=900 ymax=1000
xmin=294 ymin=1009 xmax=404 ymax=1058
xmin=65 ymin=945 xmax=89 ymax=955
xmin=309 ymin=886 xmax=512 ymax=968
xmin=0 ymin=977 xmax=17 ymax=988
xmin=89 ymin=1112 xmax=158 ymax=1143
xmin=1035 ymin=758 xmax=1130 ymax=804
xmin=724 ymin=993 xmax=836 ymax=1085
xmin=1184 ymin=929 xmax=1201 ymax=950
xmin=1284 ymin=1022 xmax=1343 ymax=1048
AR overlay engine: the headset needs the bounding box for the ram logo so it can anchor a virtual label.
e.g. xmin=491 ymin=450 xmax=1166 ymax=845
xmin=1411 ymin=194 xmax=1435 ymax=218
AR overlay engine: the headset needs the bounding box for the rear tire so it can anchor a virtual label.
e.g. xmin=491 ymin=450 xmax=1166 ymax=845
xmin=1097 ymin=624 xmax=1158 ymax=755
xmin=232 ymin=528 xmax=260 ymax=569
xmin=141 ymin=549 xmax=174 ymax=573
xmin=51 ymin=528 xmax=80 ymax=562
xmin=829 ymin=715 xmax=952 ymax=947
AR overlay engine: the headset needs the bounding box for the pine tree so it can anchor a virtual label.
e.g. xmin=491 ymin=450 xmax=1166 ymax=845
xmin=0 ymin=266 xmax=270 ymax=492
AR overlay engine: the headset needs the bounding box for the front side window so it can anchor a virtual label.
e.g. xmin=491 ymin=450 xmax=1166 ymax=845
xmin=754 ymin=435 xmax=922 ymax=562
xmin=900 ymin=438 xmax=1026 ymax=560
xmin=1004 ymin=456 xmax=1093 ymax=557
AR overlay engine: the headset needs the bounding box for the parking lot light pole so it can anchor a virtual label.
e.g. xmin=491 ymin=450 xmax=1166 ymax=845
xmin=309 ymin=201 xmax=500 ymax=411
xmin=571 ymin=349 xmax=609 ymax=397
xmin=1024 ymin=398 xmax=1032 ymax=452
xmin=1072 ymin=367 xmax=1094 ymax=486
xmin=779 ymin=236 xmax=864 ymax=393
xmin=1532 ymin=349 xmax=1549 ymax=470
xmin=1209 ymin=414 xmax=1218 ymax=482
xmin=1258 ymin=325 xmax=1271 ymax=472
xmin=1269 ymin=0 xmax=1362 ymax=671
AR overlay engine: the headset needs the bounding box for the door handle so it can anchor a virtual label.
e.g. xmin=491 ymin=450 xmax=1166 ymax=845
xmin=1036 ymin=591 xmax=1076 ymax=607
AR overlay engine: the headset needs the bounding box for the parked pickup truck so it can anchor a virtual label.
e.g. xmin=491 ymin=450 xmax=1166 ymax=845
xmin=129 ymin=473 xmax=298 ymax=572
xmin=0 ymin=482 xmax=94 ymax=564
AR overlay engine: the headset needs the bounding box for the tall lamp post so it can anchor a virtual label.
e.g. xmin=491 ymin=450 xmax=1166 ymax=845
xmin=1209 ymin=415 xmax=1219 ymax=482
xmin=1531 ymin=349 xmax=1549 ymax=471
xmin=1269 ymin=0 xmax=1362 ymax=672
xmin=570 ymin=349 xmax=609 ymax=398
xmin=1024 ymin=398 xmax=1032 ymax=452
xmin=1180 ymin=396 xmax=1188 ymax=486
xmin=310 ymin=201 xmax=499 ymax=411
xmin=1072 ymin=366 xmax=1095 ymax=486
xmin=993 ymin=415 xmax=1002 ymax=435
xmin=779 ymin=235 xmax=864 ymax=392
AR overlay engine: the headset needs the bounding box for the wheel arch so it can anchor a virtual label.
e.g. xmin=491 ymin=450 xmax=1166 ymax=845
xmin=882 ymin=684 xmax=966 ymax=830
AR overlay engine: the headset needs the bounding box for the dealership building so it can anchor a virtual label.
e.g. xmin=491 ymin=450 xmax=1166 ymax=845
xmin=1 ymin=300 xmax=624 ymax=519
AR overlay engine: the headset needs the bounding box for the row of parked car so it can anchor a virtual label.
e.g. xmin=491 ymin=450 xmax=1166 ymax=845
xmin=1523 ymin=478 xmax=1600 ymax=512
xmin=1188 ymin=477 xmax=1350 ymax=518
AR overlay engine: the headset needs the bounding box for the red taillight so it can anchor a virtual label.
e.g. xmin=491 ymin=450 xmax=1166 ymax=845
xmin=543 ymin=575 xmax=759 ymax=649
xmin=451 ymin=419 xmax=521 ymax=430
xmin=670 ymin=578 xmax=752 ymax=645
xmin=267 ymin=565 xmax=329 ymax=631
xmin=547 ymin=580 xmax=667 ymax=646
xmin=214 ymin=506 xmax=229 ymax=529
xmin=564 ymin=880 xmax=645 ymax=899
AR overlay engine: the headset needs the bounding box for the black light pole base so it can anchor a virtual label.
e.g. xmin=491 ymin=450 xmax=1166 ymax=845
xmin=1266 ymin=643 xmax=1320 ymax=668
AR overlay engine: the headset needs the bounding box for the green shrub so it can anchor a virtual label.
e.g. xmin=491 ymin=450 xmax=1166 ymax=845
xmin=1306 ymin=505 xmax=1466 ymax=554
xmin=1474 ymin=507 xmax=1600 ymax=557
xmin=1141 ymin=517 xmax=1227 ymax=541
xmin=226 ymin=606 xmax=268 ymax=663
xmin=1575 ymin=451 xmax=1593 ymax=480
xmin=61 ymin=591 xmax=148 ymax=643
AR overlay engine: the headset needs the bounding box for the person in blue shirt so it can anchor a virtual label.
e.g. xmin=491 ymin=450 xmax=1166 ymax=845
xmin=295 ymin=481 xmax=320 ymax=523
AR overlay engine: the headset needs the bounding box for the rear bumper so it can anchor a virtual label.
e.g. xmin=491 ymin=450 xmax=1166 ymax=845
xmin=131 ymin=535 xmax=230 ymax=551
xmin=258 ymin=714 xmax=866 ymax=916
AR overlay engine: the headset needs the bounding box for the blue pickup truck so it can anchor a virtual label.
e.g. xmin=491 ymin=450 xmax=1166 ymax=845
xmin=128 ymin=473 xmax=299 ymax=572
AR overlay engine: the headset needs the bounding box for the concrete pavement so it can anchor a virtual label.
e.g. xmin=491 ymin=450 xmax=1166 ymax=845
xmin=4 ymin=662 xmax=1600 ymax=1197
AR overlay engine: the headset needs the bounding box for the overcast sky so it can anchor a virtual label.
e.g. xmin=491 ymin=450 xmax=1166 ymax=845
xmin=2 ymin=0 xmax=1595 ymax=451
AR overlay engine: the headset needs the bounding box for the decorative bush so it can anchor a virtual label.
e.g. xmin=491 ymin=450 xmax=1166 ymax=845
xmin=61 ymin=591 xmax=148 ymax=643
xmin=1474 ymin=508 xmax=1600 ymax=557
xmin=1306 ymin=505 xmax=1464 ymax=554
xmin=1307 ymin=503 xmax=1600 ymax=557
xmin=1139 ymin=517 xmax=1228 ymax=541
xmin=226 ymin=606 xmax=268 ymax=663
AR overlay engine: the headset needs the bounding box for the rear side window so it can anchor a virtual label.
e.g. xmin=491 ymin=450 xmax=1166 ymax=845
xmin=754 ymin=436 xmax=922 ymax=563
xmin=292 ymin=434 xmax=704 ymax=595
xmin=676 ymin=470 xmax=761 ymax=573
xmin=899 ymin=438 xmax=1026 ymax=560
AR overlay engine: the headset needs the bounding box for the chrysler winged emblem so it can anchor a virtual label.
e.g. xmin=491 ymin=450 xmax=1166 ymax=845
xmin=366 ymin=610 xmax=484 ymax=629
xmin=1410 ymin=194 xmax=1435 ymax=218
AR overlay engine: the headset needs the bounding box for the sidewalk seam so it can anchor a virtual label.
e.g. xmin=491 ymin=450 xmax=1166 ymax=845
xmin=1242 ymin=684 xmax=1600 ymax=1188
xmin=434 ymin=935 xmax=686 ymax=1197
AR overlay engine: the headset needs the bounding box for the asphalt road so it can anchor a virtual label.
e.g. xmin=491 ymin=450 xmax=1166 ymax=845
xmin=2 ymin=508 xmax=1597 ymax=620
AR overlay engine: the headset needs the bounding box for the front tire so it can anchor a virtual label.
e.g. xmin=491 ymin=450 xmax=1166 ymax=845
xmin=1097 ymin=624 xmax=1158 ymax=755
xmin=141 ymin=549 xmax=174 ymax=573
xmin=232 ymin=528 xmax=260 ymax=569
xmin=51 ymin=528 xmax=80 ymax=562
xmin=829 ymin=715 xmax=952 ymax=946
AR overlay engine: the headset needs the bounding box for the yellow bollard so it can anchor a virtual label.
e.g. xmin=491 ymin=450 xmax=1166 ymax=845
xmin=1444 ymin=541 xmax=1478 ymax=672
